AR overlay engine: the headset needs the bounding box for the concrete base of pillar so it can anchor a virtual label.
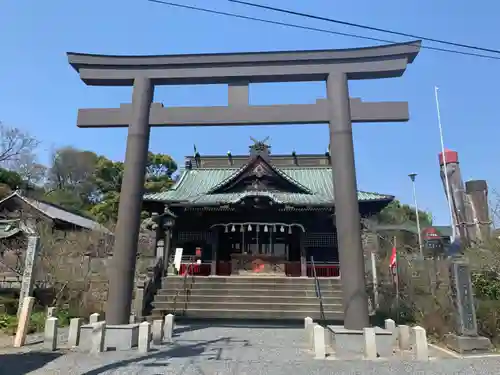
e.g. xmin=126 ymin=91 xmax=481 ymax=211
xmin=444 ymin=333 xmax=492 ymax=354
xmin=80 ymin=323 xmax=140 ymax=351
xmin=328 ymin=325 xmax=392 ymax=359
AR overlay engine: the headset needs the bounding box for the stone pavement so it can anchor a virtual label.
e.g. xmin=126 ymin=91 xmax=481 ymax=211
xmin=1 ymin=324 xmax=500 ymax=374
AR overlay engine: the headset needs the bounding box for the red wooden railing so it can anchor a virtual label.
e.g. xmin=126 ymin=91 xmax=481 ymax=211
xmin=307 ymin=263 xmax=340 ymax=277
xmin=217 ymin=261 xmax=232 ymax=276
xmin=178 ymin=261 xmax=340 ymax=277
xmin=179 ymin=263 xmax=211 ymax=276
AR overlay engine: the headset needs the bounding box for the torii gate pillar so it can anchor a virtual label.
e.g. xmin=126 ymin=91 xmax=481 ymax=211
xmin=327 ymin=73 xmax=369 ymax=327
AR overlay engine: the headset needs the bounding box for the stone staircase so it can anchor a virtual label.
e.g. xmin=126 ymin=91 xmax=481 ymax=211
xmin=151 ymin=276 xmax=344 ymax=321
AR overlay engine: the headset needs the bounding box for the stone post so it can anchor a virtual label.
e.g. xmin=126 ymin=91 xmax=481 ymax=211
xmin=363 ymin=327 xmax=377 ymax=359
xmin=13 ymin=296 xmax=35 ymax=348
xmin=17 ymin=236 xmax=40 ymax=317
xmin=304 ymin=317 xmax=314 ymax=347
xmin=47 ymin=307 xmax=57 ymax=318
xmin=152 ymin=319 xmax=164 ymax=345
xmin=210 ymin=228 xmax=219 ymax=276
xmin=398 ymin=325 xmax=411 ymax=350
xmin=133 ymin=281 xmax=146 ymax=320
xmin=163 ymin=228 xmax=172 ymax=274
xmin=313 ymin=325 xmax=326 ymax=359
xmin=106 ymin=77 xmax=154 ymax=325
xmin=89 ymin=313 xmax=100 ymax=324
xmin=300 ymin=231 xmax=306 ymax=277
xmin=412 ymin=326 xmax=429 ymax=361
xmin=327 ymin=73 xmax=369 ymax=330
xmin=68 ymin=318 xmax=82 ymax=347
xmin=90 ymin=322 xmax=106 ymax=354
xmin=44 ymin=317 xmax=58 ymax=351
xmin=138 ymin=321 xmax=151 ymax=353
xmin=163 ymin=313 xmax=174 ymax=343
xmin=384 ymin=318 xmax=397 ymax=347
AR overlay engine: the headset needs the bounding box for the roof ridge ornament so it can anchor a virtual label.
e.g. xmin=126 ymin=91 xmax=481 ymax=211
xmin=249 ymin=136 xmax=271 ymax=158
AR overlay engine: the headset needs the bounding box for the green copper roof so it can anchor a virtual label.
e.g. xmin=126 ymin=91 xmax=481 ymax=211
xmin=0 ymin=219 xmax=22 ymax=239
xmin=144 ymin=166 xmax=393 ymax=206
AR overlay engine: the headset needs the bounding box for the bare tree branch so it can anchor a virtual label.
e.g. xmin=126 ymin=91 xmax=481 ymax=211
xmin=0 ymin=122 xmax=40 ymax=165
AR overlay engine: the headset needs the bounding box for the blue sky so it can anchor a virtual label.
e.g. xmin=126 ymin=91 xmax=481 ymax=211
xmin=1 ymin=0 xmax=499 ymax=225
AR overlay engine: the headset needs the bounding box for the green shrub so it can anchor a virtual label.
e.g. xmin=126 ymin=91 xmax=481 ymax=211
xmin=0 ymin=307 xmax=73 ymax=336
xmin=472 ymin=271 xmax=500 ymax=300
xmin=476 ymin=299 xmax=500 ymax=344
xmin=0 ymin=313 xmax=18 ymax=335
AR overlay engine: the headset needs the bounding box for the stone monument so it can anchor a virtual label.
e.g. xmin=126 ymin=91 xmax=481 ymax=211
xmin=445 ymin=260 xmax=491 ymax=353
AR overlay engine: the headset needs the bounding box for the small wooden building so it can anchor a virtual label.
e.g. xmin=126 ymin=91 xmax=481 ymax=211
xmin=143 ymin=140 xmax=394 ymax=277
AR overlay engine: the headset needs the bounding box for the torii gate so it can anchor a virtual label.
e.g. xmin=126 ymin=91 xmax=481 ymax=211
xmin=67 ymin=40 xmax=421 ymax=330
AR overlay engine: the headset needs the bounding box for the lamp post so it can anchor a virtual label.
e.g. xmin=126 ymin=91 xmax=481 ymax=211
xmin=409 ymin=173 xmax=424 ymax=258
xmin=162 ymin=217 xmax=175 ymax=274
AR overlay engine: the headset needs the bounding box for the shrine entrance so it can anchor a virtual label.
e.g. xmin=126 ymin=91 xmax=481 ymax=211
xmin=214 ymin=222 xmax=302 ymax=276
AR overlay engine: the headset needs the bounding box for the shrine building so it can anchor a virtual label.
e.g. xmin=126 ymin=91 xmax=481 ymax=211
xmin=143 ymin=139 xmax=394 ymax=278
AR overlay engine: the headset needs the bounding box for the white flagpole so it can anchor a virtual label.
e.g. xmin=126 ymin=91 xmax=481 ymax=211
xmin=434 ymin=86 xmax=456 ymax=241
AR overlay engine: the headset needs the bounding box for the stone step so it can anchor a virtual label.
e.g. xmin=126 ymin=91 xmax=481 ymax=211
xmin=151 ymin=308 xmax=343 ymax=320
xmin=161 ymin=281 xmax=341 ymax=291
xmin=157 ymin=287 xmax=342 ymax=297
xmin=152 ymin=301 xmax=342 ymax=311
xmin=162 ymin=276 xmax=341 ymax=286
xmin=154 ymin=294 xmax=343 ymax=304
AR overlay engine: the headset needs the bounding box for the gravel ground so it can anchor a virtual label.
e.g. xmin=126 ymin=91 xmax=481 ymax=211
xmin=0 ymin=324 xmax=499 ymax=374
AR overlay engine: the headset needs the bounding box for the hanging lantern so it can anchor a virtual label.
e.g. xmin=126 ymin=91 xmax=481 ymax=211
xmin=256 ymin=225 xmax=260 ymax=232
xmin=273 ymin=225 xmax=277 ymax=232
xmin=280 ymin=226 xmax=285 ymax=233
xmin=225 ymin=226 xmax=228 ymax=233
xmin=240 ymin=225 xmax=244 ymax=232
xmin=231 ymin=225 xmax=236 ymax=232
xmin=248 ymin=224 xmax=252 ymax=231
xmin=264 ymin=225 xmax=268 ymax=232
xmin=288 ymin=226 xmax=292 ymax=234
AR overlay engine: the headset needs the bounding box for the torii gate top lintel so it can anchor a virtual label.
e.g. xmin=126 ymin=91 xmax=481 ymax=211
xmin=67 ymin=40 xmax=421 ymax=86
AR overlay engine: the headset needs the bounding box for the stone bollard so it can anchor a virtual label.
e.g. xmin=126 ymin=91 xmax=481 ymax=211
xmin=90 ymin=322 xmax=106 ymax=354
xmin=47 ymin=307 xmax=57 ymax=318
xmin=89 ymin=313 xmax=100 ymax=324
xmin=384 ymin=318 xmax=396 ymax=332
xmin=398 ymin=325 xmax=411 ymax=351
xmin=384 ymin=318 xmax=397 ymax=347
xmin=152 ymin=319 xmax=164 ymax=345
xmin=313 ymin=325 xmax=326 ymax=359
xmin=163 ymin=314 xmax=174 ymax=343
xmin=129 ymin=314 xmax=138 ymax=324
xmin=412 ymin=326 xmax=429 ymax=361
xmin=44 ymin=317 xmax=58 ymax=351
xmin=138 ymin=322 xmax=151 ymax=353
xmin=68 ymin=318 xmax=83 ymax=347
xmin=304 ymin=317 xmax=314 ymax=348
xmin=363 ymin=327 xmax=377 ymax=359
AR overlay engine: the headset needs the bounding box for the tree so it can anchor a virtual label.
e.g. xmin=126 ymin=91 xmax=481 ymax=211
xmin=45 ymin=147 xmax=99 ymax=212
xmin=145 ymin=152 xmax=177 ymax=193
xmin=0 ymin=122 xmax=39 ymax=165
xmin=9 ymin=151 xmax=47 ymax=186
xmin=0 ymin=168 xmax=22 ymax=199
xmin=376 ymin=200 xmax=432 ymax=227
xmin=89 ymin=151 xmax=177 ymax=223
